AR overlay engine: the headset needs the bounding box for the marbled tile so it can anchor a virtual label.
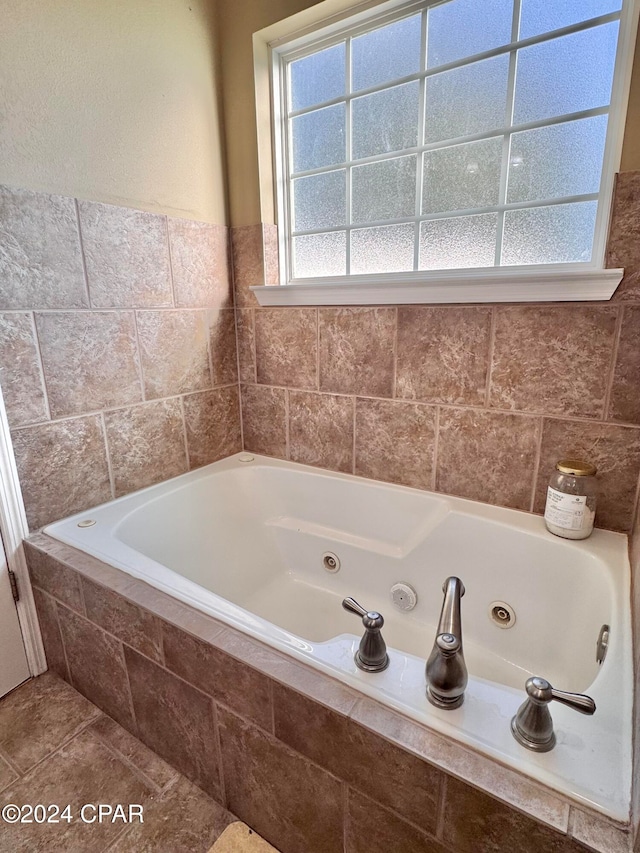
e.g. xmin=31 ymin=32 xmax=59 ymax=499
xmin=346 ymin=789 xmax=448 ymax=853
xmin=240 ymin=384 xmax=287 ymax=457
xmin=104 ymin=399 xmax=187 ymax=497
xmin=534 ymin=419 xmax=640 ymax=531
xmin=162 ymin=622 xmax=273 ymax=730
xmin=124 ymin=646 xmax=222 ymax=798
xmin=137 ymin=309 xmax=211 ymax=399
xmin=88 ymin=715 xmax=177 ymax=792
xmin=0 ymin=754 xmax=17 ymax=794
xmin=319 ymin=308 xmax=395 ymax=397
xmin=231 ymin=224 xmax=264 ymax=307
xmin=32 ymin=588 xmax=69 ymax=680
xmin=273 ymin=683 xmax=441 ymax=834
xmin=236 ymin=309 xmax=256 ymax=383
xmin=110 ymin=775 xmax=234 ymax=852
xmin=0 ymin=184 xmax=88 ymax=309
xmin=12 ymin=416 xmax=112 ymax=529
xmin=168 ymin=218 xmax=231 ymax=309
xmin=263 ymin=224 xmax=280 ymax=285
xmin=0 ymin=729 xmax=152 ymax=853
xmin=57 ymin=605 xmax=136 ymax=732
xmin=490 ymin=306 xmax=617 ymax=418
xmin=436 ymin=408 xmax=540 ymax=511
xmin=183 ymin=386 xmax=242 ymax=469
xmin=609 ymin=305 xmax=640 ymax=424
xmin=396 ymin=306 xmax=492 ymax=406
xmin=218 ymin=707 xmax=344 ymax=853
xmin=289 ymin=391 xmax=353 ymax=473
xmin=35 ymin=311 xmax=142 ymax=418
xmin=0 ymin=312 xmax=48 ymax=427
xmin=0 ymin=672 xmax=99 ymax=773
xmin=78 ymin=200 xmax=172 ymax=308
xmin=208 ymin=308 xmax=238 ymax=385
xmin=607 ymin=171 xmax=640 ymax=302
xmin=24 ymin=541 xmax=84 ymax=611
xmin=81 ymin=577 xmax=163 ymax=663
xmin=355 ymin=398 xmax=436 ymax=490
xmin=442 ymin=777 xmax=586 ymax=853
xmin=255 ymin=308 xmax=317 ymax=389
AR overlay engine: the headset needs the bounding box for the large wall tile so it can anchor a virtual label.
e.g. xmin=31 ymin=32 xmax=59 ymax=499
xmin=236 ymin=309 xmax=256 ymax=383
xmin=12 ymin=415 xmax=112 ymax=529
xmin=31 ymin=588 xmax=69 ymax=680
xmin=319 ymin=308 xmax=395 ymax=397
xmin=490 ymin=306 xmax=617 ymax=418
xmin=124 ymin=646 xmax=222 ymax=799
xmin=289 ymin=391 xmax=353 ymax=473
xmin=24 ymin=542 xmax=84 ymax=612
xmin=272 ymin=683 xmax=442 ymax=834
xmin=218 ymin=706 xmax=344 ymax=853
xmin=137 ymin=310 xmax=210 ymax=399
xmin=208 ymin=308 xmax=238 ymax=386
xmin=183 ymin=386 xmax=242 ymax=469
xmin=436 ymin=408 xmax=540 ymax=511
xmin=608 ymin=305 xmax=640 ymax=424
xmin=162 ymin=622 xmax=273 ymax=730
xmin=255 ymin=308 xmax=317 ymax=389
xmin=396 ymin=307 xmax=491 ymax=406
xmin=355 ymin=398 xmax=436 ymax=490
xmin=346 ymin=789 xmax=448 ymax=853
xmin=104 ymin=399 xmax=187 ymax=496
xmin=0 ymin=312 xmax=48 ymax=427
xmin=534 ymin=419 xmax=640 ymax=531
xmin=240 ymin=384 xmax=287 ymax=457
xmin=36 ymin=311 xmax=142 ymax=417
xmin=607 ymin=171 xmax=640 ymax=302
xmin=57 ymin=604 xmax=136 ymax=732
xmin=78 ymin=200 xmax=172 ymax=308
xmin=168 ymin=218 xmax=231 ymax=309
xmin=0 ymin=185 xmax=88 ymax=310
xmin=231 ymin=224 xmax=265 ymax=307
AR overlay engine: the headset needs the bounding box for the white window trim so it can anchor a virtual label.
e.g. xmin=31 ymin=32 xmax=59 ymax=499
xmin=252 ymin=0 xmax=638 ymax=306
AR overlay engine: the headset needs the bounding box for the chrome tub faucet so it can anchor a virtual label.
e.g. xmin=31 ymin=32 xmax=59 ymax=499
xmin=426 ymin=576 xmax=467 ymax=709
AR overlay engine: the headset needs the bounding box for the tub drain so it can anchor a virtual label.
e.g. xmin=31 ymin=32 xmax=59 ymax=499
xmin=322 ymin=552 xmax=340 ymax=573
xmin=489 ymin=601 xmax=516 ymax=628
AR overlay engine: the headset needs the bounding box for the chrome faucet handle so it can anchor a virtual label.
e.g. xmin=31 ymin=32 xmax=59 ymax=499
xmin=342 ymin=597 xmax=389 ymax=673
xmin=511 ymin=676 xmax=596 ymax=752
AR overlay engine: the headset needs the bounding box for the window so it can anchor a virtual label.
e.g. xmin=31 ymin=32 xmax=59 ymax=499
xmin=255 ymin=0 xmax=637 ymax=305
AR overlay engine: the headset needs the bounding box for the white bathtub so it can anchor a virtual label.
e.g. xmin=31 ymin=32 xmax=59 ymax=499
xmin=44 ymin=453 xmax=632 ymax=821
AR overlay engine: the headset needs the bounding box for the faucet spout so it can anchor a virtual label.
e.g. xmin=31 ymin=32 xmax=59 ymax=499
xmin=426 ymin=577 xmax=467 ymax=709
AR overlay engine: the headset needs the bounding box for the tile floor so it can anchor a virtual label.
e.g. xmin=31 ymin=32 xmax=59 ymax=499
xmin=0 ymin=672 xmax=237 ymax=851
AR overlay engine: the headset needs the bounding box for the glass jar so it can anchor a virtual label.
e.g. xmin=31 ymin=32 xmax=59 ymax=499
xmin=544 ymin=459 xmax=598 ymax=540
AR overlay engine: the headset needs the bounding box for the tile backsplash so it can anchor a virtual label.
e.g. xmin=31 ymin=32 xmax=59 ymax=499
xmin=0 ymin=184 xmax=240 ymax=529
xmin=233 ymin=172 xmax=640 ymax=533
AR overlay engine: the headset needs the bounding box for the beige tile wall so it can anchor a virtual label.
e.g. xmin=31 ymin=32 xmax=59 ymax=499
xmin=233 ymin=172 xmax=640 ymax=533
xmin=0 ymin=184 xmax=241 ymax=530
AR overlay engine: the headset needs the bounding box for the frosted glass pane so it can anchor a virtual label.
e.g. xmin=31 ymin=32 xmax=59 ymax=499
xmin=425 ymin=55 xmax=509 ymax=144
xmin=290 ymin=44 xmax=345 ymax=111
xmin=293 ymin=232 xmax=346 ymax=278
xmin=352 ymin=15 xmax=421 ymax=91
xmin=293 ymin=171 xmax=346 ymax=232
xmin=352 ymin=82 xmax=419 ymax=159
xmin=423 ymin=137 xmax=502 ymax=215
xmin=507 ymin=116 xmax=608 ymax=204
xmin=520 ymin=0 xmax=621 ymax=40
xmin=351 ymin=224 xmax=415 ymax=273
xmin=352 ymin=156 xmax=417 ymax=223
xmin=292 ymin=105 xmax=346 ymax=173
xmin=419 ymin=214 xmax=497 ymax=269
xmin=502 ymin=202 xmax=597 ymax=265
xmin=513 ymin=23 xmax=619 ymax=125
xmin=427 ymin=0 xmax=513 ymax=68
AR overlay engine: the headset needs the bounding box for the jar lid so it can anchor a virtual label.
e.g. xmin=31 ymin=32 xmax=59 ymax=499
xmin=556 ymin=459 xmax=597 ymax=476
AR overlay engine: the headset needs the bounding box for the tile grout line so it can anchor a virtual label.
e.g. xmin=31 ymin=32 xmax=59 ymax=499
xmin=602 ymin=305 xmax=624 ymax=421
xmin=165 ymin=215 xmax=178 ymax=309
xmin=132 ymin=310 xmax=147 ymax=403
xmin=435 ymin=772 xmax=448 ymax=840
xmin=90 ymin=723 xmax=169 ymax=796
xmin=28 ymin=311 xmax=53 ymax=422
xmin=484 ymin=306 xmax=497 ymax=408
xmin=352 ymin=395 xmax=357 ymax=475
xmin=529 ymin=415 xmax=545 ymax=513
xmin=210 ymin=699 xmax=228 ymax=806
xmin=250 ymin=308 xmax=258 ymax=384
xmin=100 ymin=411 xmax=117 ymax=500
xmin=73 ymin=197 xmax=93 ymax=309
xmin=432 ymin=405 xmax=441 ymax=492
xmin=316 ymin=307 xmax=320 ymax=391
xmin=178 ymin=395 xmax=191 ymax=470
xmin=392 ymin=306 xmax=399 ymax=399
xmin=285 ymin=388 xmax=291 ymax=460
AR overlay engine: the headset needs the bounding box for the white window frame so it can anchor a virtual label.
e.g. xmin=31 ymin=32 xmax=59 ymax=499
xmin=252 ymin=0 xmax=639 ymax=306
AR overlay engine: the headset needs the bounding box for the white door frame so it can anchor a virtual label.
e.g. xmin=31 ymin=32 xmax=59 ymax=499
xmin=0 ymin=388 xmax=47 ymax=676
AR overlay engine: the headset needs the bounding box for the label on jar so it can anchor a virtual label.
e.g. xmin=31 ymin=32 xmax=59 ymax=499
xmin=544 ymin=487 xmax=588 ymax=530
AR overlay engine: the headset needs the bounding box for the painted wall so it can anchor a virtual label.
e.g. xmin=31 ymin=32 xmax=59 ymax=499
xmin=0 ymin=0 xmax=226 ymax=224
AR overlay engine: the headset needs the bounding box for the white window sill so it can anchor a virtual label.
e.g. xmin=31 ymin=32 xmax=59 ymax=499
xmin=251 ymin=267 xmax=624 ymax=306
